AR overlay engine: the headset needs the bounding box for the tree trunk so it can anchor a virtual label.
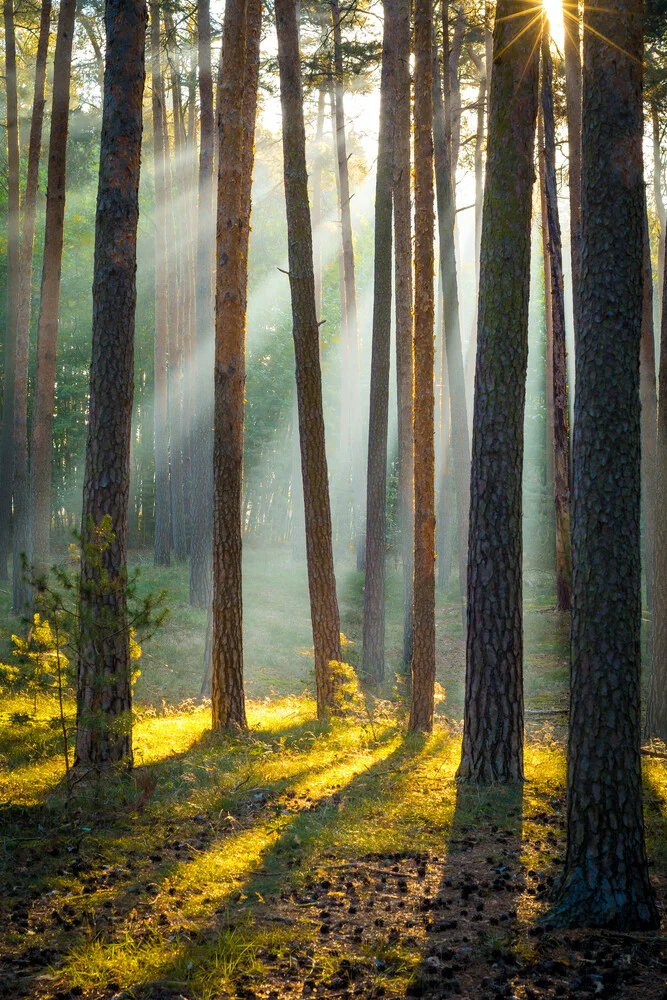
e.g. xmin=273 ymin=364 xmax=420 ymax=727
xmin=12 ymin=0 xmax=51 ymax=614
xmin=331 ymin=0 xmax=364 ymax=571
xmin=646 ymin=203 xmax=667 ymax=745
xmin=189 ymin=0 xmax=215 ymax=607
xmin=432 ymin=27 xmax=470 ymax=609
xmin=563 ymin=0 xmax=582 ymax=347
xmin=275 ymin=0 xmax=342 ymax=717
xmin=539 ymin=112 xmax=555 ymax=493
xmin=652 ymin=101 xmax=665 ymax=329
xmin=75 ymin=0 xmax=146 ymax=772
xmin=464 ymin=46 xmax=486 ymax=431
xmin=394 ymin=0 xmax=413 ymax=670
xmin=29 ymin=0 xmax=77 ymax=571
xmin=551 ymin=0 xmax=659 ymax=931
xmin=541 ymin=32 xmax=572 ymax=612
xmin=408 ymin=0 xmax=435 ymax=735
xmin=150 ymin=3 xmax=171 ymax=567
xmin=362 ymin=0 xmax=397 ymax=684
xmin=641 ymin=196 xmax=657 ymax=612
xmin=457 ymin=0 xmax=539 ymax=783
xmin=312 ymin=88 xmax=326 ymax=317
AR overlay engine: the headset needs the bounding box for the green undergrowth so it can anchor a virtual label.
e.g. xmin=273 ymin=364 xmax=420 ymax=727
xmin=1 ymin=693 xmax=665 ymax=999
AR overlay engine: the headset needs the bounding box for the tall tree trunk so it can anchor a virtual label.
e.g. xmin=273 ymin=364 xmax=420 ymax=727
xmin=29 ymin=0 xmax=77 ymax=571
xmin=275 ymin=0 xmax=342 ymax=717
xmin=408 ymin=0 xmax=435 ymax=734
xmin=539 ymin=112 xmax=555 ymax=493
xmin=362 ymin=0 xmax=397 ymax=684
xmin=312 ymin=87 xmax=326 ymax=317
xmin=150 ymin=3 xmax=171 ymax=566
xmin=331 ymin=0 xmax=364 ymax=570
xmin=75 ymin=0 xmax=146 ymax=772
xmin=394 ymin=0 xmax=413 ymax=670
xmin=457 ymin=0 xmax=539 ymax=783
xmin=464 ymin=46 xmax=486 ymax=430
xmin=551 ymin=0 xmax=659 ymax=931
xmin=541 ymin=32 xmax=572 ymax=612
xmin=652 ymin=102 xmax=665 ymax=329
xmin=432 ymin=26 xmax=469 ymax=610
xmin=447 ymin=3 xmax=465 ymax=183
xmin=212 ymin=0 xmax=252 ymax=731
xmin=189 ymin=0 xmax=215 ymax=607
xmin=0 ymin=0 xmax=20 ymax=582
xmin=12 ymin=0 xmax=51 ymax=614
xmin=563 ymin=0 xmax=582 ymax=346
xmin=641 ymin=196 xmax=657 ymax=612
xmin=646 ymin=200 xmax=667 ymax=745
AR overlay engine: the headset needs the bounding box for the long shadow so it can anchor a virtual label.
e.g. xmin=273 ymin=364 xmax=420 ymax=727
xmin=405 ymin=780 xmax=526 ymax=998
xmin=74 ymin=731 xmax=454 ymax=999
xmin=0 ymin=713 xmax=399 ymax=998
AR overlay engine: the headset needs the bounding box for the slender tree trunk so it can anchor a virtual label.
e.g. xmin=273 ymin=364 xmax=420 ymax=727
xmin=563 ymin=0 xmax=582 ymax=346
xmin=641 ymin=196 xmax=657 ymax=612
xmin=551 ymin=0 xmax=659 ymax=931
xmin=275 ymin=0 xmax=342 ymax=716
xmin=539 ymin=112 xmax=555 ymax=493
xmin=189 ymin=0 xmax=215 ymax=607
xmin=29 ymin=0 xmax=77 ymax=571
xmin=464 ymin=47 xmax=486 ymax=429
xmin=457 ymin=0 xmax=539 ymax=783
xmin=652 ymin=102 xmax=665 ymax=329
xmin=312 ymin=88 xmax=326 ymax=317
xmin=0 ymin=0 xmax=20 ymax=582
xmin=150 ymin=4 xmax=171 ymax=566
xmin=331 ymin=0 xmax=364 ymax=570
xmin=448 ymin=4 xmax=465 ymax=183
xmin=12 ymin=0 xmax=51 ymax=614
xmin=432 ymin=27 xmax=469 ymax=610
xmin=541 ymin=32 xmax=571 ymax=612
xmin=394 ymin=0 xmax=413 ymax=669
xmin=75 ymin=0 xmax=146 ymax=772
xmin=408 ymin=0 xmax=435 ymax=734
xmin=362 ymin=0 xmax=397 ymax=684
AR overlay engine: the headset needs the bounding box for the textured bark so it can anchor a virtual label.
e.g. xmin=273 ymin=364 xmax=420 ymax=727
xmin=275 ymin=0 xmax=342 ymax=716
xmin=641 ymin=197 xmax=657 ymax=612
xmin=312 ymin=88 xmax=326 ymax=317
xmin=12 ymin=0 xmax=51 ymax=614
xmin=652 ymin=102 xmax=665 ymax=329
xmin=29 ymin=0 xmax=77 ymax=571
xmin=0 ymin=0 xmax=20 ymax=581
xmin=541 ymin=33 xmax=571 ymax=612
xmin=75 ymin=0 xmax=146 ymax=772
xmin=563 ymin=0 xmax=582 ymax=346
xmin=150 ymin=3 xmax=171 ymax=567
xmin=394 ymin=0 xmax=413 ymax=669
xmin=457 ymin=0 xmax=539 ymax=783
xmin=408 ymin=0 xmax=435 ymax=735
xmin=164 ymin=14 xmax=187 ymax=563
xmin=362 ymin=0 xmax=397 ymax=684
xmin=646 ymin=210 xmax=667 ymax=744
xmin=331 ymin=0 xmax=364 ymax=569
xmin=551 ymin=0 xmax=659 ymax=931
xmin=189 ymin=0 xmax=215 ymax=608
xmin=211 ymin=0 xmax=251 ymax=732
xmin=432 ymin=29 xmax=469 ymax=606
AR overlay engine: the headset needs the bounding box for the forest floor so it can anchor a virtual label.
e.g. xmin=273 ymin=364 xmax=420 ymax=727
xmin=0 ymin=548 xmax=665 ymax=1000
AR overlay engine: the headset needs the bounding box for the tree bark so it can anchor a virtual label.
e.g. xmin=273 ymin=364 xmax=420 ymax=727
xmin=563 ymin=0 xmax=582 ymax=347
xmin=432 ymin=26 xmax=470 ymax=608
xmin=551 ymin=0 xmax=659 ymax=931
xmin=652 ymin=102 xmax=665 ymax=329
xmin=12 ymin=0 xmax=52 ymax=614
xmin=0 ymin=0 xmax=20 ymax=581
xmin=464 ymin=45 xmax=486 ymax=430
xmin=75 ymin=0 xmax=147 ymax=772
xmin=541 ymin=32 xmax=572 ymax=612
xmin=539 ymin=111 xmax=555 ymax=494
xmin=189 ymin=0 xmax=215 ymax=607
xmin=150 ymin=2 xmax=171 ymax=567
xmin=29 ymin=0 xmax=77 ymax=571
xmin=362 ymin=0 xmax=397 ymax=684
xmin=275 ymin=0 xmax=342 ymax=717
xmin=408 ymin=0 xmax=435 ymax=735
xmin=457 ymin=0 xmax=539 ymax=783
xmin=312 ymin=88 xmax=326 ymax=318
xmin=331 ymin=0 xmax=364 ymax=570
xmin=394 ymin=0 xmax=413 ymax=670
xmin=641 ymin=196 xmax=657 ymax=612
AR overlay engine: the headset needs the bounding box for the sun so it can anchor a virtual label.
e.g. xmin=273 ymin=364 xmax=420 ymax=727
xmin=541 ymin=0 xmax=566 ymax=48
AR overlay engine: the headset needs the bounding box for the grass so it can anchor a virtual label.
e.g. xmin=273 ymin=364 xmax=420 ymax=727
xmin=0 ymin=549 xmax=665 ymax=999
